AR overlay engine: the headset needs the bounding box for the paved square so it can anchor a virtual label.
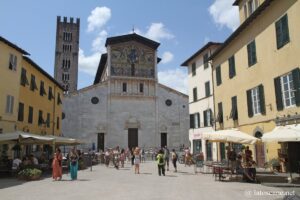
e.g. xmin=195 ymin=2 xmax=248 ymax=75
xmin=0 ymin=161 xmax=298 ymax=200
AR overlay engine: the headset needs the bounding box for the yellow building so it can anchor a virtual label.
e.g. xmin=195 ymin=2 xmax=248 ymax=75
xmin=211 ymin=0 xmax=300 ymax=167
xmin=0 ymin=36 xmax=29 ymax=134
xmin=17 ymin=56 xmax=63 ymax=136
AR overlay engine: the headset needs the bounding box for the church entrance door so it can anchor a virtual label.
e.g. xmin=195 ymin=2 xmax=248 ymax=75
xmin=128 ymin=128 xmax=138 ymax=149
xmin=161 ymin=133 xmax=167 ymax=147
xmin=97 ymin=133 xmax=105 ymax=151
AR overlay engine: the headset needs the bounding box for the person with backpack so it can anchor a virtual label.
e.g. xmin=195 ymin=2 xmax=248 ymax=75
xmin=156 ymin=149 xmax=165 ymax=176
xmin=171 ymin=149 xmax=178 ymax=172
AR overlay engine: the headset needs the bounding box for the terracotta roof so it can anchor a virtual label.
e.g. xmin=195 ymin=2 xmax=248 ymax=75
xmin=23 ymin=56 xmax=64 ymax=90
xmin=181 ymin=42 xmax=222 ymax=66
xmin=0 ymin=36 xmax=30 ymax=55
xmin=105 ymin=33 xmax=160 ymax=49
xmin=210 ymin=0 xmax=275 ymax=60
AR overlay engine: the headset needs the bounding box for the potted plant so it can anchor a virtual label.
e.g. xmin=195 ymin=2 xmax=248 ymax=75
xmin=18 ymin=168 xmax=42 ymax=181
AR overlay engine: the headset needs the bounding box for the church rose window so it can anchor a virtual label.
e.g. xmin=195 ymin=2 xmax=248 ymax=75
xmin=165 ymin=99 xmax=172 ymax=106
xmin=91 ymin=97 xmax=99 ymax=104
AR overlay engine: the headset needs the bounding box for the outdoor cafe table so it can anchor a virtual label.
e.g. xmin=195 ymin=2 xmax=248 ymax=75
xmin=212 ymin=164 xmax=232 ymax=181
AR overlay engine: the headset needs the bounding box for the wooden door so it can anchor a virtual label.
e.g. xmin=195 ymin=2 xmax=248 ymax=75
xmin=97 ymin=133 xmax=105 ymax=151
xmin=161 ymin=133 xmax=167 ymax=148
xmin=128 ymin=128 xmax=138 ymax=149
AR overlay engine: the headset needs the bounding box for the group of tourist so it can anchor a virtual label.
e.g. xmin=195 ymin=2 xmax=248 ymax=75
xmin=228 ymin=146 xmax=257 ymax=182
xmin=102 ymin=146 xmax=179 ymax=176
xmin=52 ymin=147 xmax=79 ymax=181
xmin=12 ymin=154 xmax=40 ymax=171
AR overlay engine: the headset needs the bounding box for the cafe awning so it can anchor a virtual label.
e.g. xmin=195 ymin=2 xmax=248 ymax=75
xmin=262 ymin=125 xmax=300 ymax=142
xmin=0 ymin=131 xmax=81 ymax=145
xmin=201 ymin=129 xmax=259 ymax=144
xmin=0 ymin=131 xmax=54 ymax=144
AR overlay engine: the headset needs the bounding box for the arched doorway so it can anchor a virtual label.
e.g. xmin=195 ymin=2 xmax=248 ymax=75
xmin=254 ymin=131 xmax=265 ymax=167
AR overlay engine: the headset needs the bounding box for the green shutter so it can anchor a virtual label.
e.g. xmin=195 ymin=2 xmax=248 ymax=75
xmin=229 ymin=56 xmax=236 ymax=78
xmin=275 ymin=18 xmax=282 ymax=49
xmin=282 ymin=14 xmax=290 ymax=46
xmin=247 ymin=90 xmax=254 ymax=118
xmin=190 ymin=114 xmax=195 ymax=129
xmin=197 ymin=113 xmax=200 ymax=128
xmin=205 ymin=82 xmax=210 ymax=97
xmin=252 ymin=41 xmax=257 ymax=65
xmin=231 ymin=96 xmax=238 ymax=120
xmin=216 ymin=66 xmax=222 ymax=86
xmin=274 ymin=77 xmax=284 ymax=111
xmin=218 ymin=102 xmax=223 ymax=123
xmin=292 ymin=68 xmax=300 ymax=106
xmin=204 ymin=111 xmax=207 ymax=127
xmin=258 ymin=85 xmax=266 ymax=115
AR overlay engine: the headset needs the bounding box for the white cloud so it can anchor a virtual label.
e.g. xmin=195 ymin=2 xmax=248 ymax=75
xmin=158 ymin=68 xmax=188 ymax=94
xmin=208 ymin=0 xmax=239 ymax=31
xmin=87 ymin=7 xmax=111 ymax=32
xmin=92 ymin=30 xmax=108 ymax=52
xmin=145 ymin=23 xmax=174 ymax=41
xmin=131 ymin=23 xmax=174 ymax=42
xmin=78 ymin=49 xmax=102 ymax=76
xmin=161 ymin=51 xmax=174 ymax=64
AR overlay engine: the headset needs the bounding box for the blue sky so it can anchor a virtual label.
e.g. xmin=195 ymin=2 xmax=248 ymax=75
xmin=0 ymin=0 xmax=239 ymax=94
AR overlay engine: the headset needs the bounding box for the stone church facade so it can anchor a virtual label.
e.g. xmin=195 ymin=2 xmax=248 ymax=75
xmin=62 ymin=33 xmax=189 ymax=150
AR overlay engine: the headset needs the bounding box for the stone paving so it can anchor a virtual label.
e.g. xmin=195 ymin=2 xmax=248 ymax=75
xmin=0 ymin=161 xmax=299 ymax=200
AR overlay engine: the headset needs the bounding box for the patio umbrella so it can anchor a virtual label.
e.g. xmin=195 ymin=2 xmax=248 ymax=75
xmin=261 ymin=124 xmax=300 ymax=183
xmin=261 ymin=125 xmax=300 ymax=142
xmin=201 ymin=129 xmax=259 ymax=144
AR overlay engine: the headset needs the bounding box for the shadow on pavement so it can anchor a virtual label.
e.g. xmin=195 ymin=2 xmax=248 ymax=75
xmin=165 ymin=175 xmax=177 ymax=177
xmin=139 ymin=172 xmax=152 ymax=175
xmin=0 ymin=178 xmax=25 ymax=189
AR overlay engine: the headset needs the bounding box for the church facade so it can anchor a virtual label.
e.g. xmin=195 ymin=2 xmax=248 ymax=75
xmin=62 ymin=33 xmax=189 ymax=150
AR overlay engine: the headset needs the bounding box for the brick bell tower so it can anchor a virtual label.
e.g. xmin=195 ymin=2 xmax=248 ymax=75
xmin=54 ymin=16 xmax=80 ymax=93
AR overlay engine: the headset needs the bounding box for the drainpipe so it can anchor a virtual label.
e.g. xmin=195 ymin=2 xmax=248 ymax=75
xmin=209 ymin=52 xmax=219 ymax=161
xmin=52 ymin=85 xmax=56 ymax=136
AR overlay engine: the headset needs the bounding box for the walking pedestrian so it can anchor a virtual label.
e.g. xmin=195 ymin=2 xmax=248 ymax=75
xmin=156 ymin=149 xmax=165 ymax=176
xmin=164 ymin=146 xmax=170 ymax=171
xmin=52 ymin=148 xmax=63 ymax=181
xmin=120 ymin=149 xmax=125 ymax=168
xmin=134 ymin=147 xmax=140 ymax=174
xmin=171 ymin=149 xmax=178 ymax=172
xmin=69 ymin=147 xmax=79 ymax=180
xmin=131 ymin=147 xmax=135 ymax=166
xmin=104 ymin=149 xmax=110 ymax=167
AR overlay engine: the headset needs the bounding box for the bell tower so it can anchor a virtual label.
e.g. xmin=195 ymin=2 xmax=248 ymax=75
xmin=54 ymin=16 xmax=80 ymax=93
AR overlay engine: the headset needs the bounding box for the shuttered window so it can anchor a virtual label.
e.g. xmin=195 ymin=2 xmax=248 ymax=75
xmin=38 ymin=110 xmax=44 ymax=126
xmin=40 ymin=81 xmax=47 ymax=96
xmin=48 ymin=87 xmax=54 ymax=100
xmin=205 ymin=81 xmax=210 ymax=97
xmin=194 ymin=113 xmax=200 ymax=128
xmin=216 ymin=65 xmax=222 ymax=86
xmin=190 ymin=114 xmax=195 ymax=129
xmin=18 ymin=102 xmax=24 ymax=122
xmin=281 ymin=73 xmax=295 ymax=107
xmin=8 ymin=54 xmax=17 ymax=71
xmin=20 ymin=68 xmax=29 ymax=86
xmin=5 ymin=95 xmax=14 ymax=114
xmin=275 ymin=14 xmax=290 ymax=49
xmin=192 ymin=62 xmax=196 ymax=76
xmin=230 ymin=96 xmax=238 ymax=120
xmin=204 ymin=109 xmax=212 ymax=127
xmin=57 ymin=117 xmax=60 ymax=130
xmin=193 ymin=87 xmax=197 ymax=102
xmin=57 ymin=93 xmax=62 ymax=105
xmin=247 ymin=85 xmax=265 ymax=117
xmin=30 ymin=75 xmax=38 ymax=91
xmin=203 ymin=53 xmax=209 ymax=69
xmin=228 ymin=56 xmax=236 ymax=79
xmin=247 ymin=40 xmax=257 ymax=67
xmin=28 ymin=106 xmax=33 ymax=124
xmin=217 ymin=102 xmax=223 ymax=124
